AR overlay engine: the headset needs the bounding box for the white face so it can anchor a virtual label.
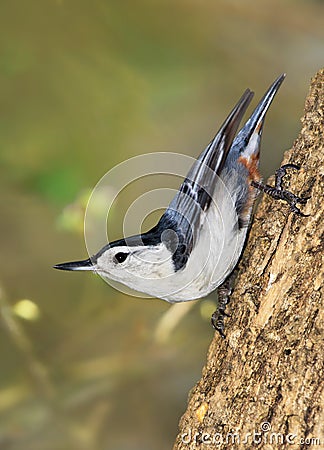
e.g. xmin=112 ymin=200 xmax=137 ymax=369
xmin=95 ymin=244 xmax=176 ymax=288
xmin=92 ymin=229 xmax=221 ymax=302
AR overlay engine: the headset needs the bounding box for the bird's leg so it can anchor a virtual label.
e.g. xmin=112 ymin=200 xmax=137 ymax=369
xmin=251 ymin=164 xmax=310 ymax=217
xmin=211 ymin=269 xmax=238 ymax=339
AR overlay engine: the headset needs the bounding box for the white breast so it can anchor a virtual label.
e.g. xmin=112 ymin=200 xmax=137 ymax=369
xmin=159 ymin=175 xmax=248 ymax=302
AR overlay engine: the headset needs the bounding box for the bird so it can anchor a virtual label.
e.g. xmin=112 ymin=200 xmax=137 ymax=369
xmin=54 ymin=74 xmax=308 ymax=336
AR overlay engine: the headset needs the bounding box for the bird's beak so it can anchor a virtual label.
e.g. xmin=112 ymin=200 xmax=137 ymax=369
xmin=53 ymin=258 xmax=95 ymax=272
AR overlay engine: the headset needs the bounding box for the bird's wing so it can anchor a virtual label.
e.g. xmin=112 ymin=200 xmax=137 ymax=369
xmin=160 ymin=88 xmax=254 ymax=268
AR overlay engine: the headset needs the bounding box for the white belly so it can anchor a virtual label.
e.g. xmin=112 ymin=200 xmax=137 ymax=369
xmin=157 ymin=204 xmax=247 ymax=302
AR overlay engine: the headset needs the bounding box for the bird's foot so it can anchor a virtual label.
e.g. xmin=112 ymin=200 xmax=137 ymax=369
xmin=211 ymin=270 xmax=237 ymax=339
xmin=251 ymin=164 xmax=310 ymax=217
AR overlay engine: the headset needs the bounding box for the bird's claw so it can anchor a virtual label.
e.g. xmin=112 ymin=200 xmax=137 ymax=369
xmin=251 ymin=163 xmax=310 ymax=217
xmin=211 ymin=312 xmax=226 ymax=339
xmin=211 ymin=271 xmax=237 ymax=339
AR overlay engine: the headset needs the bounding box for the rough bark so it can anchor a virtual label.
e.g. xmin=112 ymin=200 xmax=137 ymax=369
xmin=173 ymin=69 xmax=324 ymax=449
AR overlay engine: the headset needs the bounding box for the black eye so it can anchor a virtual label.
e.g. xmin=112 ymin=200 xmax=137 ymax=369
xmin=114 ymin=252 xmax=129 ymax=264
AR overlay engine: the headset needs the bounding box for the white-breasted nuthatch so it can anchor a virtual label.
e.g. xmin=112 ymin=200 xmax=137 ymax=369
xmin=54 ymin=74 xmax=309 ymax=336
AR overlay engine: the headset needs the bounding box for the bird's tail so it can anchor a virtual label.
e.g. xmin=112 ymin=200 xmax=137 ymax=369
xmin=222 ymin=74 xmax=286 ymax=228
xmin=233 ymin=74 xmax=286 ymax=182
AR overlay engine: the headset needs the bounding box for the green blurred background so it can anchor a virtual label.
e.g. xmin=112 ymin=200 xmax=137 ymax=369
xmin=0 ymin=0 xmax=323 ymax=449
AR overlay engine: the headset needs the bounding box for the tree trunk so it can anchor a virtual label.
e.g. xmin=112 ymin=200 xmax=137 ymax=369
xmin=173 ymin=69 xmax=324 ymax=449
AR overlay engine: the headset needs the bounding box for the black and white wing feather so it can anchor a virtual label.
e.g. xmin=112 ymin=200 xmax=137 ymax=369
xmin=160 ymin=89 xmax=254 ymax=270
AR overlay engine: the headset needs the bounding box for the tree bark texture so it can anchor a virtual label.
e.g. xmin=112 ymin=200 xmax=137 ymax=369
xmin=173 ymin=69 xmax=324 ymax=449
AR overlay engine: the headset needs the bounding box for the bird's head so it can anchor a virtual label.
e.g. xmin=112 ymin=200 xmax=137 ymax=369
xmin=54 ymin=223 xmax=187 ymax=298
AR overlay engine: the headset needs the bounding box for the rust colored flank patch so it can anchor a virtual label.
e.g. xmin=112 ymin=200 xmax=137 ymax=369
xmin=238 ymin=153 xmax=261 ymax=183
xmin=238 ymin=153 xmax=261 ymax=219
